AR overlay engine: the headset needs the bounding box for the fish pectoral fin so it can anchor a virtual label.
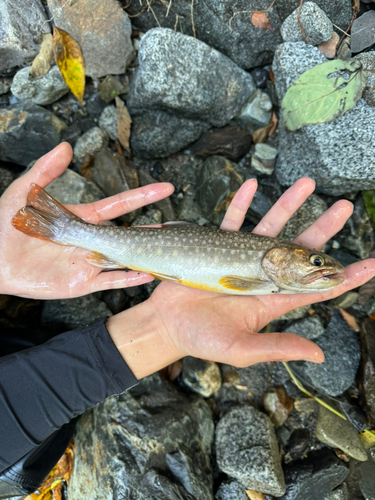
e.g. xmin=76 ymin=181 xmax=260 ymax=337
xmin=86 ymin=251 xmax=125 ymax=269
xmin=149 ymin=272 xmax=180 ymax=283
xmin=219 ymin=276 xmax=267 ymax=291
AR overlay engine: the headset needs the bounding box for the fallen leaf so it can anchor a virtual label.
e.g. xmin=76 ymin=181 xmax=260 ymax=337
xmin=252 ymin=123 xmax=272 ymax=144
xmin=116 ymin=96 xmax=132 ymax=153
xmin=318 ymin=32 xmax=339 ymax=60
xmin=246 ymin=490 xmax=265 ymax=500
xmin=360 ymin=429 xmax=375 ymax=449
xmin=282 ymin=59 xmax=367 ymax=131
xmin=251 ymin=11 xmax=273 ymax=30
xmin=52 ymin=26 xmax=85 ymax=103
xmin=30 ymin=33 xmax=53 ymax=79
xmin=268 ymin=110 xmax=278 ymax=136
xmin=338 ymin=307 xmax=360 ymax=332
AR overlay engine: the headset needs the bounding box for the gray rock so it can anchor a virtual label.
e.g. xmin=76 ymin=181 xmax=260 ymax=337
xmin=215 ymin=406 xmax=285 ymax=496
xmin=237 ymin=89 xmax=273 ymax=126
xmin=73 ymin=127 xmax=108 ymax=163
xmin=246 ymin=190 xmax=272 ymax=225
xmin=131 ymin=209 xmax=162 ymax=226
xmin=316 ymin=406 xmax=367 ymax=461
xmin=252 ymin=143 xmax=278 ymax=174
xmin=0 ymin=102 xmax=65 ymax=166
xmin=290 ymin=310 xmax=361 ymax=397
xmin=41 ymin=295 xmax=112 ymax=333
xmin=351 ymin=10 xmax=375 ymax=53
xmin=182 ymin=357 xmax=222 ymax=397
xmin=359 ymin=461 xmax=375 ymax=500
xmin=324 ymin=484 xmax=348 ymax=500
xmin=178 ymin=193 xmax=204 ymax=224
xmin=279 ymin=194 xmax=327 ymax=242
xmin=127 ymin=29 xmax=255 ymax=128
xmin=354 ymin=52 xmax=375 ymax=107
xmin=280 ymin=2 xmax=333 ymax=46
xmin=130 ymin=110 xmax=209 ymax=160
xmin=46 ymin=168 xmax=105 ymax=204
xmin=215 ymin=480 xmax=249 ymax=500
xmin=93 ymin=148 xmax=130 ymax=197
xmin=10 ymin=65 xmax=68 ymax=105
xmin=285 ymin=314 xmax=325 ymax=340
xmin=0 ymin=0 xmax=50 ymax=75
xmin=273 ymin=42 xmax=375 ymax=195
xmin=47 ymin=0 xmax=134 ymax=78
xmin=277 ymin=305 xmax=311 ymax=321
xmin=68 ymin=374 xmax=214 ymax=500
xmin=98 ymin=105 xmax=117 ymax=141
xmin=0 ymin=77 xmax=11 ymax=95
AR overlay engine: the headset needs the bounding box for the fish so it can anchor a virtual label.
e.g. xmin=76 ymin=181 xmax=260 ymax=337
xmin=11 ymin=184 xmax=345 ymax=295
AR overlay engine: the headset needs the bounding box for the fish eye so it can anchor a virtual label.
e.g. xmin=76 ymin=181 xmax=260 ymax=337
xmin=310 ymin=254 xmax=325 ymax=267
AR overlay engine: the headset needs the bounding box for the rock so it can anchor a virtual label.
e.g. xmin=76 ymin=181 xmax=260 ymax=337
xmin=0 ymin=102 xmax=65 ymax=166
xmin=336 ymin=37 xmax=351 ymax=61
xmin=98 ymin=105 xmax=117 ymax=141
xmin=196 ymin=156 xmax=244 ymax=225
xmin=74 ymin=127 xmax=108 ymax=163
xmin=318 ymin=32 xmax=340 ymax=59
xmin=127 ymin=28 xmax=255 ymax=128
xmin=324 ymin=484 xmax=348 ymax=500
xmin=281 ymin=448 xmax=349 ymax=500
xmin=182 ymin=357 xmax=222 ymax=398
xmin=216 ymin=479 xmax=249 ymax=500
xmin=334 ymin=291 xmax=359 ymax=310
xmin=216 ymin=406 xmax=285 ymax=496
xmin=354 ymin=52 xmax=375 ymax=107
xmin=251 ymin=143 xmax=278 ymax=174
xmin=245 ymin=191 xmax=272 ymax=225
xmin=0 ymin=77 xmax=11 ymax=95
xmin=68 ymin=374 xmax=214 ymax=500
xmin=290 ymin=310 xmax=361 ymax=397
xmin=47 ymin=0 xmax=134 ymax=78
xmin=131 ymin=209 xmax=163 ymax=226
xmin=129 ymin=1 xmax=283 ymax=70
xmin=41 ymin=295 xmax=112 ymax=333
xmin=359 ymin=318 xmax=375 ymax=425
xmin=273 ymin=42 xmax=375 ymax=195
xmin=283 ymin=428 xmax=311 ymax=464
xmin=0 ymin=166 xmax=15 ymax=196
xmin=315 ymin=406 xmax=367 ymax=461
xmin=10 ymin=65 xmax=68 ymax=105
xmin=137 ymin=170 xmax=176 ymax=221
xmin=263 ymin=387 xmax=293 ymax=426
xmin=280 ymin=2 xmax=333 ymax=46
xmin=351 ymin=11 xmax=375 ymax=54
xmin=285 ymin=314 xmax=325 ymax=340
xmin=93 ymin=148 xmax=129 ymax=197
xmin=277 ymin=305 xmax=311 ymax=321
xmin=0 ymin=0 xmax=50 ymax=75
xmin=178 ymin=194 xmax=204 ymax=224
xmin=237 ymin=90 xmax=273 ymax=127
xmin=358 ymin=461 xmax=375 ymax=500
xmin=190 ymin=126 xmax=252 ymax=162
xmin=251 ymin=68 xmax=270 ymax=89
xmin=279 ymin=193 xmax=327 ymax=241
xmin=100 ymin=289 xmax=127 ymax=315
xmin=130 ymin=110 xmax=209 ymax=160
xmin=98 ymin=75 xmax=129 ymax=104
xmin=46 ymin=168 xmax=105 ymax=204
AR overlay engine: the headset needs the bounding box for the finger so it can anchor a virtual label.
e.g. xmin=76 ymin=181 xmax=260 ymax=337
xmin=252 ymin=178 xmax=316 ymax=237
xmin=91 ymin=270 xmax=155 ymax=292
xmin=231 ymin=332 xmax=324 ymax=366
xmin=293 ymin=200 xmax=353 ymax=249
xmin=67 ymin=183 xmax=175 ymax=223
xmin=220 ymin=179 xmax=257 ymax=231
xmin=22 ymin=142 xmax=73 ymax=189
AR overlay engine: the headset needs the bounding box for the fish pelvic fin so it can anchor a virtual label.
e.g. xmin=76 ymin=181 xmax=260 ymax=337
xmin=12 ymin=184 xmax=81 ymax=245
xmin=219 ymin=276 xmax=267 ymax=292
xmin=86 ymin=251 xmax=125 ymax=269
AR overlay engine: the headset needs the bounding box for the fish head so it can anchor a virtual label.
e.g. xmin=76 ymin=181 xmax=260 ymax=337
xmin=261 ymin=244 xmax=345 ymax=292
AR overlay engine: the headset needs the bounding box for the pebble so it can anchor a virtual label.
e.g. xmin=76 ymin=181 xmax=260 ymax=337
xmin=216 ymin=406 xmax=286 ymax=497
xmin=280 ymin=2 xmax=333 ymax=46
xmin=98 ymin=75 xmax=129 ymax=104
xmin=285 ymin=314 xmax=325 ymax=341
xmin=190 ymin=126 xmax=252 ymax=162
xmin=263 ymin=387 xmax=293 ymax=426
xmin=237 ymin=90 xmax=273 ymax=127
xmin=216 ymin=479 xmax=249 ymax=500
xmin=10 ymin=66 xmax=69 ymax=106
xmin=251 ymin=143 xmax=277 ymax=174
xmin=74 ymin=127 xmax=109 ymax=164
xmin=318 ymin=32 xmax=340 ymax=59
xmin=181 ymin=357 xmax=222 ymax=397
xmin=98 ymin=105 xmax=118 ymax=141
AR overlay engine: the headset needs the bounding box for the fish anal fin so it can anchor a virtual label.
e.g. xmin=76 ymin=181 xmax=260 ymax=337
xmin=219 ymin=276 xmax=267 ymax=291
xmin=149 ymin=272 xmax=179 ymax=283
xmin=86 ymin=251 xmax=125 ymax=269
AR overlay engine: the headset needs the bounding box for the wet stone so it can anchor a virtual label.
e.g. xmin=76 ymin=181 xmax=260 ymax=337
xmin=281 ymin=448 xmax=349 ymax=500
xmin=285 ymin=314 xmax=325 ymax=341
xmin=263 ymin=387 xmax=293 ymax=426
xmin=10 ymin=66 xmax=69 ymax=106
xmin=359 ymin=460 xmax=375 ymax=500
xmin=74 ymin=127 xmax=108 ymax=164
xmin=215 ymin=406 xmax=286 ymax=496
xmin=190 ymin=126 xmax=252 ymax=162
xmin=182 ymin=357 xmax=222 ymax=398
xmin=290 ymin=310 xmax=361 ymax=397
xmin=283 ymin=428 xmax=311 ymax=464
xmin=280 ymin=2 xmax=333 ymax=46
xmin=359 ymin=318 xmax=375 ymax=425
xmin=215 ymin=479 xmax=249 ymax=500
xmin=245 ymin=191 xmax=272 ymax=225
xmin=68 ymin=373 xmax=214 ymax=500
xmin=101 ymin=289 xmax=127 ymax=315
xmin=335 ymin=395 xmax=368 ymax=433
xmin=323 ymin=483 xmax=348 ymax=500
xmin=131 ymin=209 xmax=162 ymax=226
xmin=237 ymin=90 xmax=273 ymax=127
xmin=46 ymin=168 xmax=105 ymax=205
xmin=0 ymin=102 xmax=65 ymax=166
xmin=98 ymin=105 xmax=117 ymax=141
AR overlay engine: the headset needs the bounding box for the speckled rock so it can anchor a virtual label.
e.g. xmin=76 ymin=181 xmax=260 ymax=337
xmin=98 ymin=105 xmax=117 ymax=141
xmin=237 ymin=90 xmax=273 ymax=126
xmin=355 ymin=52 xmax=375 ymax=107
xmin=46 ymin=168 xmax=105 ymax=205
xmin=279 ymin=194 xmax=327 ymax=241
xmin=215 ymin=479 xmax=249 ymax=500
xmin=182 ymin=357 xmax=222 ymax=398
xmin=285 ymin=314 xmax=325 ymax=341
xmin=11 ymin=65 xmax=68 ymax=105
xmin=216 ymin=406 xmax=285 ymax=496
xmin=73 ymin=127 xmax=108 ymax=163
xmin=263 ymin=387 xmax=293 ymax=426
xmin=131 ymin=209 xmax=162 ymax=226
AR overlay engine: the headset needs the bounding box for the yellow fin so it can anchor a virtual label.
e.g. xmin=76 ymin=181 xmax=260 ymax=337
xmin=86 ymin=251 xmax=125 ymax=269
xmin=219 ymin=276 xmax=267 ymax=291
xmin=150 ymin=272 xmax=179 ymax=283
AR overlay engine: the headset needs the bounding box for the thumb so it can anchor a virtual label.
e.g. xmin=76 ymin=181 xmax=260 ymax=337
xmin=22 ymin=142 xmax=73 ymax=189
xmin=230 ymin=332 xmax=324 ymax=367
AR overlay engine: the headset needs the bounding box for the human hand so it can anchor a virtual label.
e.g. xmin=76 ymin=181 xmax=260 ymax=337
xmin=107 ymin=178 xmax=375 ymax=376
xmin=0 ymin=143 xmax=174 ymax=299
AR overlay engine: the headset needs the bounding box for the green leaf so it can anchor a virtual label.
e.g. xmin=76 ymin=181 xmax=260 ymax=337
xmin=282 ymin=59 xmax=367 ymax=131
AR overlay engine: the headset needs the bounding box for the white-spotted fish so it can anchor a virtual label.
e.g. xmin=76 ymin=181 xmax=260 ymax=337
xmin=12 ymin=184 xmax=345 ymax=295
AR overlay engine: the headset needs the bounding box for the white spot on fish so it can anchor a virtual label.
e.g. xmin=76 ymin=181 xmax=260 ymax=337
xmin=231 ymin=250 xmax=236 ymax=255
xmin=173 ymin=250 xmax=178 ymax=256
xmin=137 ymin=248 xmax=142 ymax=254
xmin=214 ymin=256 xmax=219 ymax=263
xmin=157 ymin=248 xmax=162 ymax=254
xmin=240 ymin=244 xmax=245 ymax=249
xmin=195 ymin=249 xmax=199 ymax=254
xmin=241 ymin=254 xmax=246 ymax=260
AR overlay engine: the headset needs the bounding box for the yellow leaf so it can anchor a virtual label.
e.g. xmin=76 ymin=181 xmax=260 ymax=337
xmin=116 ymin=96 xmax=132 ymax=153
xmin=52 ymin=26 xmax=85 ymax=103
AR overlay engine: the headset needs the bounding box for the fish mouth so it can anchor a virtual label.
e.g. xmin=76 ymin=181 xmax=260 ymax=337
xmin=301 ymin=269 xmax=345 ymax=286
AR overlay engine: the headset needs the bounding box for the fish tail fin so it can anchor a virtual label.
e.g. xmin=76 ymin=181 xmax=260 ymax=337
xmin=12 ymin=184 xmax=81 ymax=245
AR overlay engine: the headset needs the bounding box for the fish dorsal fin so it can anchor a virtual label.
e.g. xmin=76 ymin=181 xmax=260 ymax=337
xmin=86 ymin=251 xmax=125 ymax=269
xmin=219 ymin=276 xmax=267 ymax=291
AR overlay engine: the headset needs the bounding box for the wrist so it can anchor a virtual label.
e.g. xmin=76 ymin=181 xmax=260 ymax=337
xmin=106 ymin=298 xmax=183 ymax=380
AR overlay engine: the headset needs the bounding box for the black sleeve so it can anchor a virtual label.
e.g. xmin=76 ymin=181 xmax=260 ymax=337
xmin=0 ymin=319 xmax=137 ymax=473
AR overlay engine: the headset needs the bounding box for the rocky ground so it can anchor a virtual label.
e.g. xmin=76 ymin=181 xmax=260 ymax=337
xmin=2 ymin=0 xmax=375 ymax=499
